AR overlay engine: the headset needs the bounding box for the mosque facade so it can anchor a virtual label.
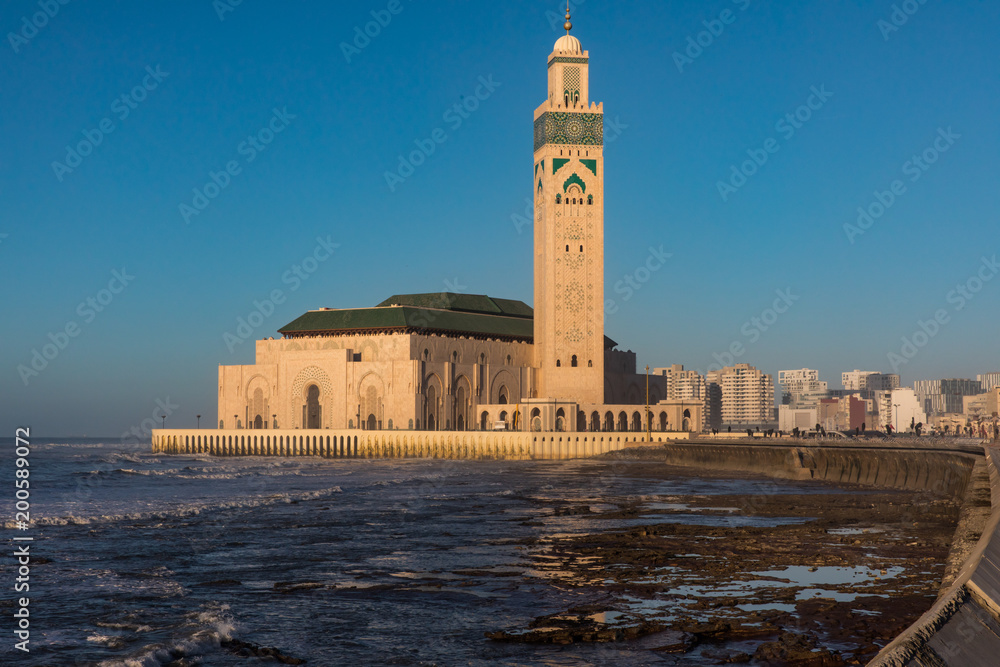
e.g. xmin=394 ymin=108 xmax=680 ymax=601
xmin=218 ymin=15 xmax=702 ymax=435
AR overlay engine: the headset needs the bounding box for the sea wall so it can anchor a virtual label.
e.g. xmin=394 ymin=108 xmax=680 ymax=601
xmin=658 ymin=441 xmax=976 ymax=498
xmin=868 ymin=445 xmax=1000 ymax=666
xmin=150 ymin=428 xmax=688 ymax=460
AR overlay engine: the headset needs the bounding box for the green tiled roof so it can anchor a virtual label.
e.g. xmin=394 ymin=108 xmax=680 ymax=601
xmin=375 ymin=293 xmax=533 ymax=318
xmin=279 ymin=292 xmax=616 ymax=347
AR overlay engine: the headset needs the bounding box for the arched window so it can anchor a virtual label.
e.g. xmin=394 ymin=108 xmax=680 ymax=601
xmin=556 ymin=359 xmax=561 ymax=367
xmin=423 ymin=349 xmax=429 ymax=361
xmin=565 ymin=245 xmax=569 ymax=252
xmin=452 ymin=350 xmax=458 ymax=362
xmin=556 ymin=194 xmax=562 ymax=204
xmin=506 ymin=355 xmax=511 ymax=365
xmin=588 ymin=360 xmax=593 ymax=367
xmin=579 ymin=245 xmax=583 ymax=252
xmin=571 ymin=355 xmax=578 ymax=367
xmin=587 ymin=195 xmax=593 ymax=205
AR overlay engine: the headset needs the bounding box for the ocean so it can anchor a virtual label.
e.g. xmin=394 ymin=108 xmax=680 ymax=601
xmin=0 ymin=437 xmax=934 ymax=665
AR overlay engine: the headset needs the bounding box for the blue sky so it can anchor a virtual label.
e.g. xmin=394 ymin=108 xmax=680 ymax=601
xmin=2 ymin=0 xmax=998 ymax=436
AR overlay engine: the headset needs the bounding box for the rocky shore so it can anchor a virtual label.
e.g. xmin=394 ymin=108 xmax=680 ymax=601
xmin=488 ymin=449 xmax=976 ymax=665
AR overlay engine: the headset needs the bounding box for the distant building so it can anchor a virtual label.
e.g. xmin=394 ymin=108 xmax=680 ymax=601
xmin=977 ymin=373 xmax=1000 ymax=392
xmin=842 ymin=370 xmax=900 ymax=392
xmin=914 ymin=379 xmax=982 ymax=416
xmin=819 ymin=396 xmax=866 ymax=432
xmin=653 ymin=364 xmax=706 ymax=401
xmin=878 ymin=388 xmax=928 ymax=432
xmin=706 ymin=363 xmax=774 ymax=428
xmin=778 ymin=405 xmax=816 ymax=433
xmin=964 ymin=388 xmax=1000 ymax=420
xmin=654 ymin=365 xmax=709 ymax=431
xmin=778 ymin=368 xmax=828 ymax=408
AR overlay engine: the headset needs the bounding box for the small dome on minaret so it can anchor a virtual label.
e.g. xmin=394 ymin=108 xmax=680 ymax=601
xmin=553 ymin=4 xmax=582 ymax=53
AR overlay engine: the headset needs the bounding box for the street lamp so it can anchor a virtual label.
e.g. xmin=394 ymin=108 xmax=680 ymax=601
xmin=234 ymin=414 xmax=238 ymax=430
xmin=893 ymin=403 xmax=900 ymax=434
xmin=196 ymin=414 xmax=201 ymax=429
xmin=161 ymin=414 xmax=166 ymax=429
xmin=645 ymin=365 xmax=651 ymax=441
xmin=272 ymin=414 xmax=277 ymax=429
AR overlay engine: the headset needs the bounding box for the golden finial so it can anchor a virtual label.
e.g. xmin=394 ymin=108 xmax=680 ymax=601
xmin=564 ymin=1 xmax=572 ymax=34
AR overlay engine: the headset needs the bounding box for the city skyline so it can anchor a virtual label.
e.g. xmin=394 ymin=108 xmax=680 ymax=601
xmin=3 ymin=1 xmax=999 ymax=435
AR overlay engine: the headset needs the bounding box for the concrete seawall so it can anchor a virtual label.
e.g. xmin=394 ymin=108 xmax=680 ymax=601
xmin=658 ymin=441 xmax=977 ymax=499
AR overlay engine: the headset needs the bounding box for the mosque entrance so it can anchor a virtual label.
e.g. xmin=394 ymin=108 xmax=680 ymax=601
xmin=305 ymin=385 xmax=321 ymax=429
xmin=254 ymin=415 xmax=263 ymax=429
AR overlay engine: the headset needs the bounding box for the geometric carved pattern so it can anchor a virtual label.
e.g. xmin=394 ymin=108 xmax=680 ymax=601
xmin=564 ymin=284 xmax=585 ymax=313
xmin=291 ymin=365 xmax=333 ymax=400
xmin=534 ymin=112 xmax=603 ymax=151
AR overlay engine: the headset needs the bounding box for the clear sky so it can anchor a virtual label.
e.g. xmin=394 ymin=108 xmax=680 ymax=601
xmin=2 ymin=0 xmax=998 ymax=437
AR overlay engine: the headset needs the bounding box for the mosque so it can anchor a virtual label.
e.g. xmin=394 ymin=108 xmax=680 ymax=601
xmin=217 ymin=11 xmax=702 ymax=436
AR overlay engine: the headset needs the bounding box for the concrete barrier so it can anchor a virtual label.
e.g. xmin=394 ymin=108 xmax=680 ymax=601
xmin=869 ymin=445 xmax=1000 ymax=666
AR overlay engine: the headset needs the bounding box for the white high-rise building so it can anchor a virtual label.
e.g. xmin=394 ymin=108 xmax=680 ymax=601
xmin=653 ymin=365 xmax=706 ymax=401
xmin=778 ymin=368 xmax=828 ymax=408
xmin=878 ymin=388 xmax=928 ymax=432
xmin=706 ymin=363 xmax=774 ymax=427
xmin=978 ymin=373 xmax=1000 ymax=392
xmin=842 ymin=370 xmax=900 ymax=392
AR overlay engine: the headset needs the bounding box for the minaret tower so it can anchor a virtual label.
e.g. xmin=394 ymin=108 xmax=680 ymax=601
xmin=533 ymin=5 xmax=605 ymax=404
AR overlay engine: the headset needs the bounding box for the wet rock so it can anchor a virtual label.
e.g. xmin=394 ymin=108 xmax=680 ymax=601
xmin=752 ymin=632 xmax=842 ymax=666
xmin=193 ymin=578 xmax=241 ymax=587
xmin=222 ymin=638 xmax=307 ymax=664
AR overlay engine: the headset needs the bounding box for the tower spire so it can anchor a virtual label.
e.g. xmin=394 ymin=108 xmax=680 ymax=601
xmin=564 ymin=2 xmax=572 ymax=34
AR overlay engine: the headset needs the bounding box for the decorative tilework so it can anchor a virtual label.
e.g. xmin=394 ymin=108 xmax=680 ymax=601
xmin=563 ymin=173 xmax=586 ymax=193
xmin=581 ymin=159 xmax=597 ymax=176
xmin=548 ymin=57 xmax=589 ymax=66
xmin=552 ymin=158 xmax=570 ymax=173
xmin=563 ymin=67 xmax=580 ymax=98
xmin=534 ymin=112 xmax=604 ymax=151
